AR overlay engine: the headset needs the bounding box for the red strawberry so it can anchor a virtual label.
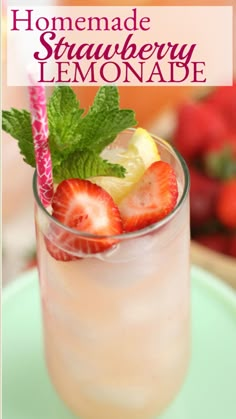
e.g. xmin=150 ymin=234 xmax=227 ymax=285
xmin=118 ymin=161 xmax=178 ymax=232
xmin=45 ymin=236 xmax=79 ymax=262
xmin=205 ymin=133 xmax=236 ymax=156
xmin=206 ymin=84 xmax=236 ymax=131
xmin=173 ymin=102 xmax=227 ymax=161
xmin=194 ymin=233 xmax=228 ymax=255
xmin=216 ymin=178 xmax=236 ymax=229
xmin=45 ymin=179 xmax=123 ymax=260
xmin=227 ymin=235 xmax=236 ymax=258
xmin=190 ymin=167 xmax=219 ymax=229
xmin=204 ymin=133 xmax=236 ymax=180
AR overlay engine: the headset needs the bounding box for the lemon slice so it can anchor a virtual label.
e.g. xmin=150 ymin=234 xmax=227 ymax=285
xmin=129 ymin=128 xmax=160 ymax=167
xmin=91 ymin=128 xmax=160 ymax=203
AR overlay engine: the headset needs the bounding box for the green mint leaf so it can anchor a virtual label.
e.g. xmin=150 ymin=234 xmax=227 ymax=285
xmin=78 ymin=108 xmax=137 ymax=153
xmin=2 ymin=109 xmax=36 ymax=167
xmin=2 ymin=86 xmax=137 ymax=183
xmin=89 ymin=85 xmax=119 ymax=114
xmin=53 ymin=150 xmax=126 ymax=183
xmin=47 ymin=86 xmax=84 ymax=161
xmin=77 ymin=86 xmax=137 ymax=153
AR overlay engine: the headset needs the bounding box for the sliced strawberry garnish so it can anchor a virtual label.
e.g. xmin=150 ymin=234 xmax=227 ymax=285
xmin=47 ymin=179 xmax=123 ymax=258
xmin=118 ymin=161 xmax=178 ymax=232
xmin=45 ymin=236 xmax=79 ymax=261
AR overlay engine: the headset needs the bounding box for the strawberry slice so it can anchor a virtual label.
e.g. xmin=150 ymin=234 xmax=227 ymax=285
xmin=45 ymin=236 xmax=79 ymax=262
xmin=46 ymin=179 xmax=123 ymax=259
xmin=118 ymin=161 xmax=178 ymax=232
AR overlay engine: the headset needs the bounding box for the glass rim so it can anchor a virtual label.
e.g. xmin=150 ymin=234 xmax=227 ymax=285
xmin=33 ymin=130 xmax=190 ymax=241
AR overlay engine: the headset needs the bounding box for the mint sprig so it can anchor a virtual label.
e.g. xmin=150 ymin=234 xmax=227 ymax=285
xmin=47 ymin=86 xmax=84 ymax=163
xmin=89 ymin=85 xmax=119 ymax=114
xmin=53 ymin=150 xmax=126 ymax=183
xmin=2 ymin=108 xmax=36 ymax=167
xmin=78 ymin=108 xmax=138 ymax=153
xmin=2 ymin=86 xmax=137 ymax=180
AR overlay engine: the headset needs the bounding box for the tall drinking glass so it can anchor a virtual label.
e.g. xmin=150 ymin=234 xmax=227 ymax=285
xmin=34 ymin=130 xmax=190 ymax=419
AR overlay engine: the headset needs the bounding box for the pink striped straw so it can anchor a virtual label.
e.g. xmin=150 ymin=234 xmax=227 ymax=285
xmin=28 ymin=79 xmax=53 ymax=207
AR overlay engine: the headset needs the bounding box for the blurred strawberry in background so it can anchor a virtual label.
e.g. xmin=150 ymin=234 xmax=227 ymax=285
xmin=174 ymin=102 xmax=228 ymax=161
xmin=196 ymin=233 xmax=228 ymax=255
xmin=206 ymin=84 xmax=236 ymax=132
xmin=173 ymin=82 xmax=236 ymax=259
xmin=189 ymin=167 xmax=219 ymax=229
xmin=216 ymin=179 xmax=236 ymax=229
xmin=228 ymin=234 xmax=236 ymax=258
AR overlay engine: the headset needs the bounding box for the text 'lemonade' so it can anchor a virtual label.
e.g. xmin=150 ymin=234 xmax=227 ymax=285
xmin=2 ymin=86 xmax=190 ymax=419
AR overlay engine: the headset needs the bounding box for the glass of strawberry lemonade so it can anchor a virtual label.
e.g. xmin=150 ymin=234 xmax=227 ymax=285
xmin=35 ymin=139 xmax=190 ymax=419
xmin=3 ymin=86 xmax=190 ymax=419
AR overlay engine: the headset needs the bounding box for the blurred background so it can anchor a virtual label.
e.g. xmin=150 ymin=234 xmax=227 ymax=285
xmin=2 ymin=0 xmax=236 ymax=286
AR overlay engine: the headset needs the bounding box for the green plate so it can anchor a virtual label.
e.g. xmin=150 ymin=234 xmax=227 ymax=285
xmin=2 ymin=266 xmax=236 ymax=419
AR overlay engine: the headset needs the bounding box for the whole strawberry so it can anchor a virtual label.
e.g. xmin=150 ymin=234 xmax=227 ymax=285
xmin=189 ymin=167 xmax=219 ymax=229
xmin=216 ymin=178 xmax=236 ymax=229
xmin=173 ymin=102 xmax=228 ymax=161
xmin=228 ymin=234 xmax=236 ymax=258
xmin=204 ymin=133 xmax=236 ymax=180
xmin=194 ymin=233 xmax=228 ymax=255
xmin=206 ymin=84 xmax=236 ymax=132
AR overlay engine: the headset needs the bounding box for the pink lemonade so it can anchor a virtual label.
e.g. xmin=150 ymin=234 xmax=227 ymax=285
xmin=34 ymin=130 xmax=190 ymax=419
